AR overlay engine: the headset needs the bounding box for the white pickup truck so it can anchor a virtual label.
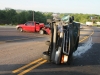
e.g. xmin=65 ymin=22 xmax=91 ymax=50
xmin=96 ymin=22 xmax=100 ymax=27
xmin=86 ymin=22 xmax=93 ymax=26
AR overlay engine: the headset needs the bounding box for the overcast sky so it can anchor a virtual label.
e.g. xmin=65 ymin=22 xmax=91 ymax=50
xmin=0 ymin=0 xmax=99 ymax=14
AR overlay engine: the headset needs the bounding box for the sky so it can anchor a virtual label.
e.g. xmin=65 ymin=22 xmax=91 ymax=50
xmin=0 ymin=0 xmax=99 ymax=15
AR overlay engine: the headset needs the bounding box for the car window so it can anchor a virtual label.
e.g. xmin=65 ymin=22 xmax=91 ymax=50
xmin=25 ymin=22 xmax=34 ymax=26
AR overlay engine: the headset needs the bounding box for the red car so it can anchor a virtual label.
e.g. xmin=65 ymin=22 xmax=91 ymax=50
xmin=16 ymin=21 xmax=51 ymax=34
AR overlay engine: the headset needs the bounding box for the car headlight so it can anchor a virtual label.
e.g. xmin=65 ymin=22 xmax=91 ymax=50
xmin=16 ymin=26 xmax=19 ymax=29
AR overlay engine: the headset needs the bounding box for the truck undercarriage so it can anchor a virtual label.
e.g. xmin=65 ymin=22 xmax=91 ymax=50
xmin=43 ymin=15 xmax=80 ymax=65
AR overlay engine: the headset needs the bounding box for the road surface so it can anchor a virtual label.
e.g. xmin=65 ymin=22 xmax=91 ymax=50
xmin=0 ymin=26 xmax=100 ymax=75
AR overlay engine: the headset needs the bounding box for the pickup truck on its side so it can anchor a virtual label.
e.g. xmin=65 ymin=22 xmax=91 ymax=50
xmin=16 ymin=21 xmax=51 ymax=34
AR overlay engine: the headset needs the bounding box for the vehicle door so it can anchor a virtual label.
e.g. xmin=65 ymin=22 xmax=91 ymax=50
xmin=30 ymin=22 xmax=35 ymax=32
xmin=24 ymin=22 xmax=35 ymax=32
xmin=35 ymin=23 xmax=40 ymax=32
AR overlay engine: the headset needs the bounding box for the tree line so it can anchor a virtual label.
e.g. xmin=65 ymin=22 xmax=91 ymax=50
xmin=0 ymin=8 xmax=100 ymax=25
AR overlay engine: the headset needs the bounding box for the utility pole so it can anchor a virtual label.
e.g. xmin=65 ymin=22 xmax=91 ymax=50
xmin=33 ymin=10 xmax=34 ymax=22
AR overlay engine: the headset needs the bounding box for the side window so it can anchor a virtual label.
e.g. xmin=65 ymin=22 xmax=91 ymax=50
xmin=25 ymin=22 xmax=29 ymax=25
xmin=25 ymin=22 xmax=33 ymax=26
xmin=31 ymin=22 xmax=34 ymax=25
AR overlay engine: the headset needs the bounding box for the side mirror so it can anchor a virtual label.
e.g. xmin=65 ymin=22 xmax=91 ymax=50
xmin=24 ymin=23 xmax=27 ymax=25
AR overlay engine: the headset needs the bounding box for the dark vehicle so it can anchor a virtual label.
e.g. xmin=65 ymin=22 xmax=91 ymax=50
xmin=43 ymin=15 xmax=80 ymax=65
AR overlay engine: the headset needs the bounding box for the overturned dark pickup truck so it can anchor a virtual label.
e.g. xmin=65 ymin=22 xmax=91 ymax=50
xmin=43 ymin=15 xmax=80 ymax=65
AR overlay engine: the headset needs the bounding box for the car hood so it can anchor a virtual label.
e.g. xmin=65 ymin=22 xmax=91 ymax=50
xmin=16 ymin=24 xmax=24 ymax=28
xmin=17 ymin=24 xmax=24 ymax=26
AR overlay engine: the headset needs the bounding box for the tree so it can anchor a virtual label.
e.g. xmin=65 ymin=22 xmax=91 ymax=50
xmin=6 ymin=9 xmax=17 ymax=24
xmin=0 ymin=8 xmax=100 ymax=25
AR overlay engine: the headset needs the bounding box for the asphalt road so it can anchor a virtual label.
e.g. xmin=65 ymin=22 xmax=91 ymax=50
xmin=0 ymin=27 xmax=49 ymax=43
xmin=0 ymin=26 xmax=100 ymax=75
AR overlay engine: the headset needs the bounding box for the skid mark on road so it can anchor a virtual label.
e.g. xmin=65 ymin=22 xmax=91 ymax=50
xmin=0 ymin=41 xmax=5 ymax=44
xmin=6 ymin=38 xmax=31 ymax=42
xmin=0 ymin=38 xmax=35 ymax=44
xmin=0 ymin=36 xmax=46 ymax=44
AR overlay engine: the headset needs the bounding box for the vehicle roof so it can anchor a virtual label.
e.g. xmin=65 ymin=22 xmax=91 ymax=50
xmin=27 ymin=21 xmax=39 ymax=23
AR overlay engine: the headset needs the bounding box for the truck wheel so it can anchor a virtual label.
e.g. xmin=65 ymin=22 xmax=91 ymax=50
xmin=39 ymin=30 xmax=44 ymax=34
xmin=43 ymin=51 xmax=50 ymax=61
xmin=55 ymin=47 xmax=62 ymax=65
xmin=18 ymin=28 xmax=23 ymax=32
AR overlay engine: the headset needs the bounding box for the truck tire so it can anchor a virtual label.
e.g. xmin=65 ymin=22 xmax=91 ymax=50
xmin=43 ymin=51 xmax=50 ymax=61
xmin=18 ymin=28 xmax=23 ymax=32
xmin=54 ymin=47 xmax=62 ymax=64
xmin=39 ymin=30 xmax=44 ymax=34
